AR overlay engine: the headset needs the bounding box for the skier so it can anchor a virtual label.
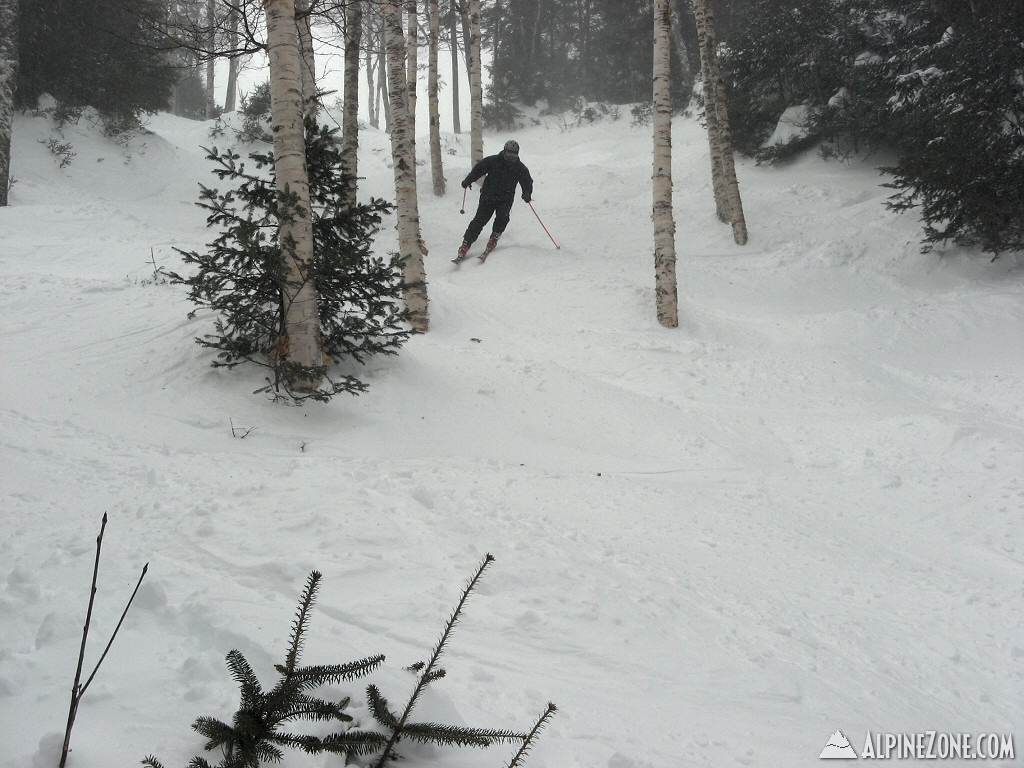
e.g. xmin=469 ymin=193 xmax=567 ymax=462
xmin=456 ymin=140 xmax=534 ymax=260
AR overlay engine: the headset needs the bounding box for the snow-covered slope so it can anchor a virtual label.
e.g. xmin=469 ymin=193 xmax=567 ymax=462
xmin=1 ymin=107 xmax=1021 ymax=768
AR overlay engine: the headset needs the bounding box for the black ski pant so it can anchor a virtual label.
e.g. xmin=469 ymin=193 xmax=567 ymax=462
xmin=463 ymin=196 xmax=514 ymax=245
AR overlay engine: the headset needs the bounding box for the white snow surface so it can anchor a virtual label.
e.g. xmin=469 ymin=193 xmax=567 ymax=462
xmin=1 ymin=108 xmax=1023 ymax=768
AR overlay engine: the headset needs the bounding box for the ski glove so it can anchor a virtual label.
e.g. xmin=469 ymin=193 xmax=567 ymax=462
xmin=461 ymin=179 xmax=472 ymax=189
xmin=522 ymin=193 xmax=531 ymax=203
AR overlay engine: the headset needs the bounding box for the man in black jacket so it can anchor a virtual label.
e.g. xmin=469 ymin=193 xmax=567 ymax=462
xmin=458 ymin=140 xmax=534 ymax=259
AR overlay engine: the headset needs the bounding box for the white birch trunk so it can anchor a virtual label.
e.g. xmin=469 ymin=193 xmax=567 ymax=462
xmin=0 ymin=0 xmax=18 ymax=207
xmin=224 ymin=4 xmax=239 ymax=113
xmin=668 ymin=0 xmax=694 ymax=89
xmin=366 ymin=35 xmax=377 ymax=127
xmin=295 ymin=0 xmax=317 ymax=121
xmin=427 ymin=0 xmax=445 ymax=196
xmin=653 ymin=0 xmax=679 ymax=329
xmin=692 ymin=0 xmax=747 ymax=245
xmin=464 ymin=0 xmax=483 ymax=164
xmin=264 ymin=0 xmax=323 ymax=388
xmin=206 ymin=0 xmax=217 ymax=118
xmin=342 ymin=0 xmax=362 ymax=207
xmin=378 ymin=36 xmax=390 ymax=130
xmin=448 ymin=3 xmax=461 ymax=134
xmin=383 ymin=0 xmax=429 ymax=332
xmin=406 ymin=0 xmax=418 ymax=138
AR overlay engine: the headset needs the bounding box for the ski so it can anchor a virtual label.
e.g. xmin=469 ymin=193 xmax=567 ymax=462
xmin=477 ymin=247 xmax=495 ymax=262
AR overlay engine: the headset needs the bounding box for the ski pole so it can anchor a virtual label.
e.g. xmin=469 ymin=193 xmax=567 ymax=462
xmin=528 ymin=201 xmax=560 ymax=249
xmin=460 ymin=186 xmax=467 ymax=214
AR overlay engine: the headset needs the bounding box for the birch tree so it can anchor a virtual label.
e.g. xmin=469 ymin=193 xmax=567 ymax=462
xmin=383 ymin=0 xmax=429 ymax=332
xmin=264 ymin=0 xmax=323 ymax=388
xmin=224 ymin=5 xmax=240 ymax=112
xmin=448 ymin=2 xmax=461 ymax=133
xmin=295 ymin=0 xmax=317 ymax=120
xmin=378 ymin=33 xmax=390 ymax=129
xmin=427 ymin=0 xmax=445 ymax=196
xmin=652 ymin=0 xmax=679 ymax=328
xmin=365 ymin=8 xmax=378 ymax=128
xmin=692 ymin=0 xmax=747 ymax=245
xmin=463 ymin=0 xmax=483 ymax=164
xmin=0 ymin=0 xmax=17 ymax=207
xmin=406 ymin=0 xmax=418 ymax=137
xmin=668 ymin=0 xmax=694 ymax=90
xmin=341 ymin=0 xmax=362 ymax=207
xmin=206 ymin=0 xmax=217 ymax=117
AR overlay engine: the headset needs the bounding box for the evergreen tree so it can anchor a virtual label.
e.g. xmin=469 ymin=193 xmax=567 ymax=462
xmin=171 ymin=123 xmax=410 ymax=403
xmin=721 ymin=0 xmax=1024 ymax=256
xmin=16 ymin=0 xmax=175 ymax=119
xmin=143 ymin=571 xmax=387 ymax=768
xmin=877 ymin=0 xmax=1024 ymax=254
xmin=718 ymin=0 xmax=867 ymax=157
xmin=144 ymin=561 xmax=555 ymax=768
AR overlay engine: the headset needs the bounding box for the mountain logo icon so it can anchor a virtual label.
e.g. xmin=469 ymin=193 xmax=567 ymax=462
xmin=819 ymin=730 xmax=858 ymax=759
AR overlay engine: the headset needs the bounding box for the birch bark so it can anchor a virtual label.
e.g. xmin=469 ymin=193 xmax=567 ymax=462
xmin=448 ymin=3 xmax=461 ymax=133
xmin=383 ymin=0 xmax=429 ymax=332
xmin=406 ymin=0 xmax=418 ymax=137
xmin=366 ymin=31 xmax=377 ymax=127
xmin=342 ymin=0 xmax=362 ymax=207
xmin=224 ymin=5 xmax=239 ymax=113
xmin=206 ymin=0 xmax=216 ymax=117
xmin=692 ymin=0 xmax=747 ymax=245
xmin=464 ymin=0 xmax=483 ymax=164
xmin=668 ymin=0 xmax=694 ymax=89
xmin=653 ymin=0 xmax=679 ymax=328
xmin=295 ymin=0 xmax=317 ymax=120
xmin=427 ymin=0 xmax=445 ymax=196
xmin=265 ymin=0 xmax=323 ymax=388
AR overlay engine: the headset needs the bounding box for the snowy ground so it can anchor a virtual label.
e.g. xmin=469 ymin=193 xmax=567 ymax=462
xmin=1 ymin=106 xmax=1022 ymax=768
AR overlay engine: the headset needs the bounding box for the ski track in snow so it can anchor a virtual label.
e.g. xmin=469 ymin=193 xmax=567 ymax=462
xmin=1 ymin=110 xmax=1022 ymax=768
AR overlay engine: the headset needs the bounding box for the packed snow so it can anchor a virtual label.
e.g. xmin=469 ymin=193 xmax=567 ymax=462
xmin=1 ymin=103 xmax=1022 ymax=768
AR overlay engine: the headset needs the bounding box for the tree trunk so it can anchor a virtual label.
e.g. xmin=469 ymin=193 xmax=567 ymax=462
xmin=0 ymin=0 xmax=18 ymax=207
xmin=668 ymin=0 xmax=694 ymax=89
xmin=448 ymin=2 xmax=461 ymax=133
xmin=205 ymin=0 xmax=216 ymax=117
xmin=427 ymin=0 xmax=445 ymax=196
xmin=692 ymin=0 xmax=747 ymax=245
xmin=264 ymin=0 xmax=323 ymax=388
xmin=295 ymin=0 xmax=317 ymax=120
xmin=382 ymin=0 xmax=429 ymax=332
xmin=652 ymin=0 xmax=679 ymax=329
xmin=366 ymin=32 xmax=377 ymax=128
xmin=224 ymin=5 xmax=239 ymax=112
xmin=406 ymin=0 xmax=418 ymax=137
xmin=378 ymin=35 xmax=390 ymax=130
xmin=342 ymin=0 xmax=362 ymax=207
xmin=463 ymin=0 xmax=483 ymax=164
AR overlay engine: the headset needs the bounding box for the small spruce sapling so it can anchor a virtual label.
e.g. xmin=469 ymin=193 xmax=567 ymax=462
xmin=144 ymin=560 xmax=556 ymax=767
xmin=143 ymin=571 xmax=386 ymax=768
xmin=360 ymin=554 xmax=529 ymax=766
xmin=170 ymin=121 xmax=410 ymax=403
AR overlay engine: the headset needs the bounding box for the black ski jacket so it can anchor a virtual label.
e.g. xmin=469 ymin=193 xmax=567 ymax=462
xmin=463 ymin=154 xmax=534 ymax=202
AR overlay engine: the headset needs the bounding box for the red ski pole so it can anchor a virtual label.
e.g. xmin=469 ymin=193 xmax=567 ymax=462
xmin=460 ymin=186 xmax=468 ymax=214
xmin=528 ymin=201 xmax=560 ymax=249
